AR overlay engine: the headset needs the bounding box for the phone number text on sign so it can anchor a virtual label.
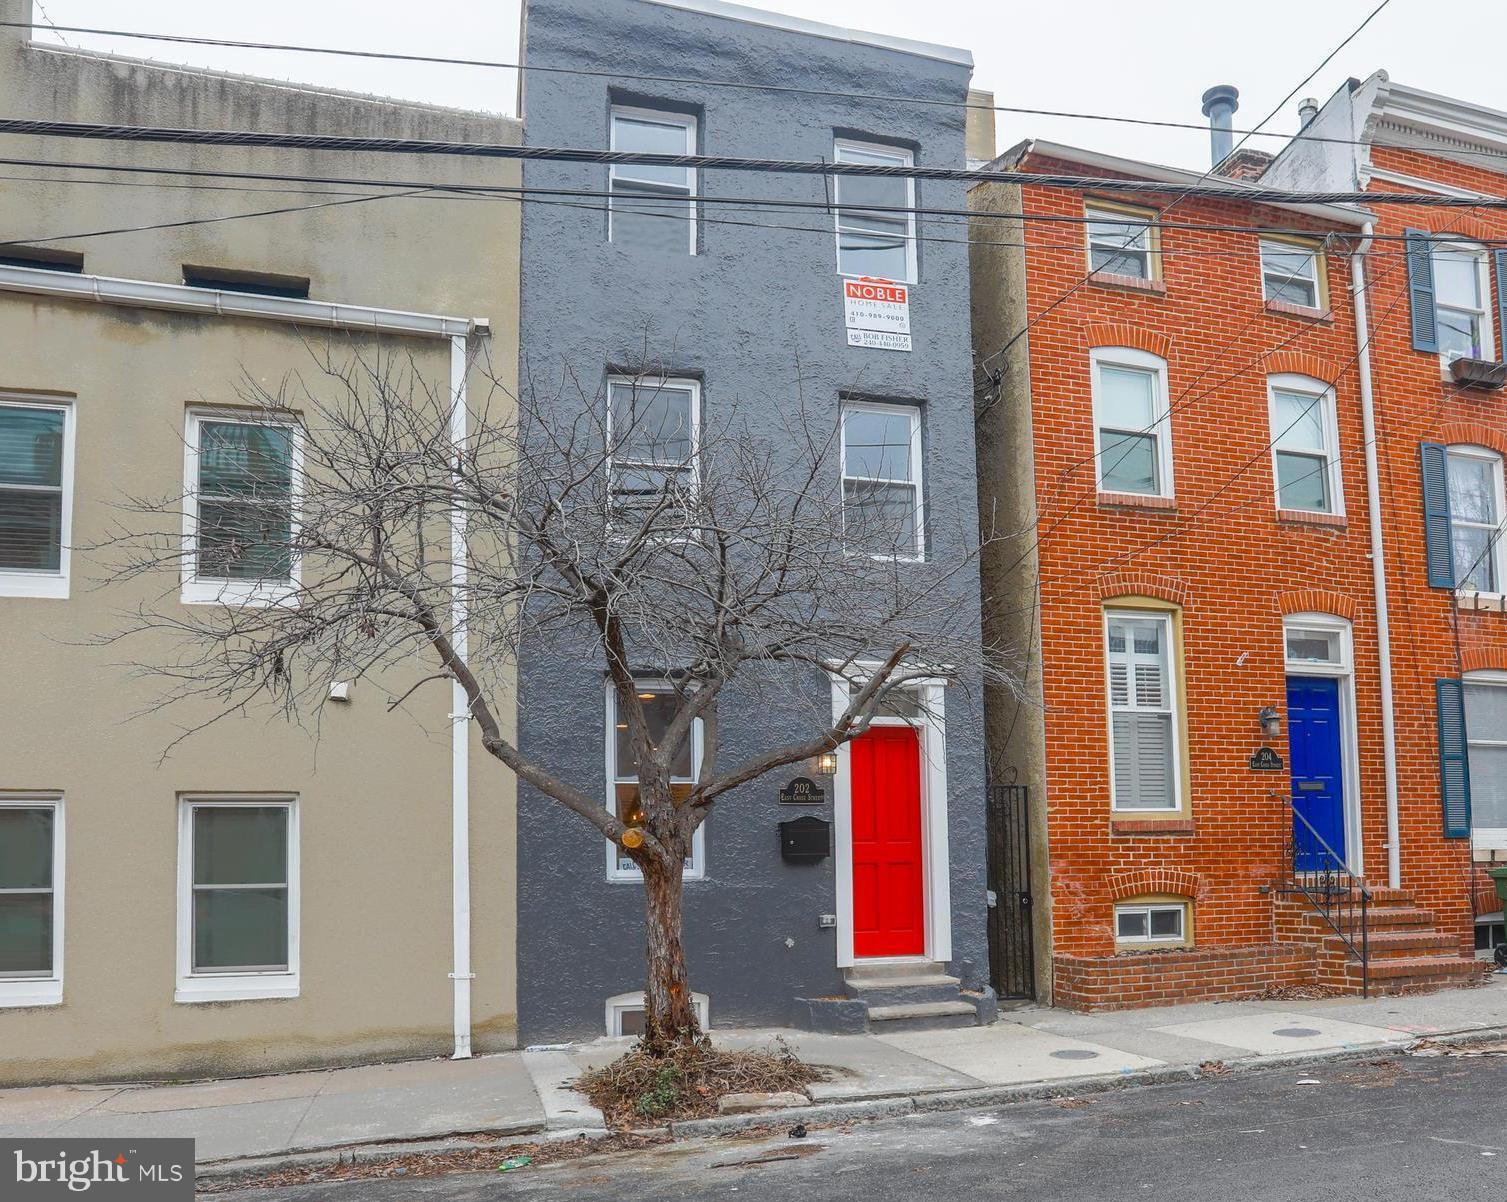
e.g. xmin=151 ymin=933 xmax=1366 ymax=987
xmin=843 ymin=277 xmax=911 ymax=352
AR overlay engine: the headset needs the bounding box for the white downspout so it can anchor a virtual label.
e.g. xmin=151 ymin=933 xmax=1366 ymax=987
xmin=1352 ymin=222 xmax=1402 ymax=890
xmin=448 ymin=332 xmax=474 ymax=1058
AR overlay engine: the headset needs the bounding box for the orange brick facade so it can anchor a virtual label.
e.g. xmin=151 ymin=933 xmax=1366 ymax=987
xmin=974 ymin=138 xmax=1490 ymax=1009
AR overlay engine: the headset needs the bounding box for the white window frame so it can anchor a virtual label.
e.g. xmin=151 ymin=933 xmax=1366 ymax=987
xmin=1259 ymin=237 xmax=1323 ymax=309
xmin=1086 ymin=204 xmax=1155 ymax=280
xmin=1090 ymin=347 xmax=1174 ymax=499
xmin=605 ymin=989 xmax=710 ymax=1036
xmin=608 ymin=105 xmax=697 ymax=255
xmin=181 ymin=410 xmax=302 ymax=607
xmin=1104 ymin=609 xmax=1182 ymax=813
xmin=1114 ymin=901 xmax=1186 ymax=944
xmin=605 ymin=683 xmax=706 ymax=882
xmin=175 ymin=796 xmax=300 ymax=1003
xmin=1446 ymin=445 xmax=1507 ymax=597
xmin=0 ymin=394 xmax=75 ymax=600
xmin=1283 ymin=612 xmax=1364 ymax=875
xmin=832 ymin=139 xmax=917 ymax=284
xmin=1463 ymin=670 xmax=1507 ymax=852
xmin=1267 ymin=374 xmax=1344 ymax=516
xmin=839 ymin=400 xmax=925 ymax=562
xmin=1433 ymin=240 xmax=1494 ymax=365
xmin=605 ymin=375 xmax=702 ymax=521
xmin=0 ymin=795 xmax=64 ymax=1008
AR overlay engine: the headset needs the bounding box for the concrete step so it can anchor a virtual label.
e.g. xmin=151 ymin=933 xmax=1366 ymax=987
xmin=866 ymin=1000 xmax=979 ymax=1032
xmin=844 ymin=972 xmax=963 ymax=1007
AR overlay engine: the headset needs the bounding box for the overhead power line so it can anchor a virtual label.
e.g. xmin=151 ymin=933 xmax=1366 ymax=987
xmin=9 ymin=17 xmax=1504 ymax=167
xmin=0 ymin=118 xmax=1503 ymax=209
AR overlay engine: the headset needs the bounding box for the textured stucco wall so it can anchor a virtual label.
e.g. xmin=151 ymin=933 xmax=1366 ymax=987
xmin=515 ymin=0 xmax=984 ymax=1042
xmin=0 ymin=6 xmax=522 ymax=1082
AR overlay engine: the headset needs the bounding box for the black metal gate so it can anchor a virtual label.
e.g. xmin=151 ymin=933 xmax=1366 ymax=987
xmin=986 ymin=783 xmax=1035 ymax=1000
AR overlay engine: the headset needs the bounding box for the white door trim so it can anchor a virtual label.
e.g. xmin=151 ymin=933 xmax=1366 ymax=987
xmin=830 ymin=671 xmax=951 ymax=968
xmin=1283 ymin=613 xmax=1363 ymax=876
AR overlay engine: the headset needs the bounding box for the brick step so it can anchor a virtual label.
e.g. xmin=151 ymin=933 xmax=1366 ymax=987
xmin=1320 ymin=930 xmax=1460 ymax=960
xmin=1345 ymin=955 xmax=1482 ymax=982
xmin=1278 ymin=904 xmax=1438 ymax=932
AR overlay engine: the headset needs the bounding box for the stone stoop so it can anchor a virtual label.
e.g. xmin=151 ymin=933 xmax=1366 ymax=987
xmin=843 ymin=962 xmax=987 ymax=1031
xmin=1273 ymin=886 xmax=1483 ymax=996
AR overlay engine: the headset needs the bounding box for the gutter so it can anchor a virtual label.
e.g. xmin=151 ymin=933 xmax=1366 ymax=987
xmin=0 ymin=262 xmax=487 ymax=1056
xmin=1350 ymin=224 xmax=1402 ymax=889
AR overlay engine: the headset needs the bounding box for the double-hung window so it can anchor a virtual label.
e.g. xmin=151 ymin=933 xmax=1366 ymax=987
xmin=1464 ymin=675 xmax=1507 ymax=850
xmin=1433 ymin=242 xmax=1492 ymax=362
xmin=833 ymin=140 xmax=916 ymax=283
xmin=1105 ymin=610 xmax=1180 ymax=812
xmin=0 ymin=396 xmax=73 ymax=598
xmin=1086 ymin=204 xmax=1156 ymax=280
xmin=1091 ymin=349 xmax=1172 ymax=498
xmin=840 ymin=402 xmax=924 ymax=559
xmin=606 ymin=376 xmax=699 ymax=523
xmin=608 ymin=107 xmax=696 ymax=255
xmin=1268 ymin=376 xmax=1342 ymax=515
xmin=177 ymin=798 xmax=298 ymax=1001
xmin=0 ymin=798 xmax=63 ymax=1007
xmin=1260 ymin=238 xmax=1323 ymax=308
xmin=184 ymin=413 xmax=298 ymax=605
xmin=1447 ymin=446 xmax=1505 ymax=593
xmin=1115 ymin=901 xmax=1187 ymax=944
xmin=606 ymin=684 xmax=704 ymax=881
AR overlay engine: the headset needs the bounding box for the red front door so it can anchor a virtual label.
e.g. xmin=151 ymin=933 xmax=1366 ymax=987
xmin=850 ymin=724 xmax=925 ymax=958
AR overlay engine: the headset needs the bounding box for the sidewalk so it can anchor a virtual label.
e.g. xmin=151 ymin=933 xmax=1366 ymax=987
xmin=4 ymin=978 xmax=1505 ymax=1171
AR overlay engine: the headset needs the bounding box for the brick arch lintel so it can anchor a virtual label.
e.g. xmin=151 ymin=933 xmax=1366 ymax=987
xmin=1099 ymin=572 xmax=1189 ymax=607
xmin=1107 ymin=868 xmax=1201 ymax=903
xmin=1276 ymin=589 xmax=1359 ymax=622
xmin=1262 ymin=350 xmax=1343 ymax=386
xmin=1085 ymin=323 xmax=1172 ymax=361
xmin=1435 ymin=421 xmax=1507 ymax=458
xmin=1460 ymin=647 xmax=1507 ymax=674
xmin=1421 ymin=215 xmax=1496 ymax=244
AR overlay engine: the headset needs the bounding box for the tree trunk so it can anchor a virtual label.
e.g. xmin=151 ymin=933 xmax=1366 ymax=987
xmin=640 ymin=852 xmax=698 ymax=1054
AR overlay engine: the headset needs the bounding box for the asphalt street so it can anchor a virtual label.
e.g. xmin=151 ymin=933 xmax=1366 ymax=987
xmin=219 ymin=1053 xmax=1507 ymax=1201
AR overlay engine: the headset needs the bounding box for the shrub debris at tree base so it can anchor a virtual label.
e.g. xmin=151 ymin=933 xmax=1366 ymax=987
xmin=577 ymin=1035 xmax=826 ymax=1128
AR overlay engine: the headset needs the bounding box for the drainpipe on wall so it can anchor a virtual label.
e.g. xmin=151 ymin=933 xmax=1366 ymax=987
xmin=448 ymin=333 xmax=475 ymax=1059
xmin=1351 ymin=223 xmax=1403 ymax=890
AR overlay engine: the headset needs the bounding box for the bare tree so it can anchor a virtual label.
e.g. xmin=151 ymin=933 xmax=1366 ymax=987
xmin=97 ymin=338 xmax=1021 ymax=1054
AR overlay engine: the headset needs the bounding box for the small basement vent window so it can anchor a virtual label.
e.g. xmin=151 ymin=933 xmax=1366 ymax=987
xmin=183 ymin=265 xmax=311 ymax=299
xmin=605 ymin=990 xmax=709 ymax=1037
xmin=1115 ymin=901 xmax=1187 ymax=945
xmin=0 ymin=245 xmax=84 ymax=273
xmin=1475 ymin=913 xmax=1506 ymax=961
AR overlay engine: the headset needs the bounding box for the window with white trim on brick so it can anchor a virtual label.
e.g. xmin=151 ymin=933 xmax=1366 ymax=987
xmin=1085 ymin=203 xmax=1158 ymax=281
xmin=1267 ymin=375 xmax=1342 ymax=516
xmin=1259 ymin=238 xmax=1324 ymax=309
xmin=1091 ymin=348 xmax=1173 ymax=499
xmin=1104 ymin=609 xmax=1182 ymax=812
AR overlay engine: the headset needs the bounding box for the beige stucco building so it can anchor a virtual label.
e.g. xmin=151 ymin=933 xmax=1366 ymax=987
xmin=0 ymin=1 xmax=520 ymax=1083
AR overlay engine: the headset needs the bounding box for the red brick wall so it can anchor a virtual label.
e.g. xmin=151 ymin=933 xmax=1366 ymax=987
xmin=1011 ymin=155 xmax=1385 ymax=978
xmin=1053 ymin=944 xmax=1318 ymax=1011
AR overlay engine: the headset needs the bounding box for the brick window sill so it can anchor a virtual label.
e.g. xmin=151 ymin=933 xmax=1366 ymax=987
xmin=1276 ymin=508 xmax=1346 ymax=529
xmin=1265 ymin=299 xmax=1333 ymax=323
xmin=1098 ymin=491 xmax=1176 ymax=511
xmin=1111 ymin=817 xmax=1195 ymax=836
xmin=1089 ymin=272 xmax=1167 ymax=297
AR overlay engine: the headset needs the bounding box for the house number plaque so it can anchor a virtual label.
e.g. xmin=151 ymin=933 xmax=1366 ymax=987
xmin=1249 ymin=746 xmax=1285 ymax=771
xmin=779 ymin=776 xmax=826 ymax=805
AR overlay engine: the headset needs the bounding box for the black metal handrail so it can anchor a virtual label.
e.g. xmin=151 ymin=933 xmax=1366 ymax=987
xmin=1282 ymin=801 xmax=1371 ymax=997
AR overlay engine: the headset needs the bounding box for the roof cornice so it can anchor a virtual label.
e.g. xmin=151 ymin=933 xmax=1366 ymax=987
xmin=1374 ymin=81 xmax=1507 ymax=158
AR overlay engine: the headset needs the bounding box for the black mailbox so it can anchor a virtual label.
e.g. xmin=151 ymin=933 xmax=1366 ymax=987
xmin=779 ymin=816 xmax=831 ymax=864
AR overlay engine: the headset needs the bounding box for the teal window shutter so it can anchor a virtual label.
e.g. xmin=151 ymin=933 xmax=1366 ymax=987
xmin=1420 ymin=442 xmax=1455 ymax=588
xmin=1436 ymin=679 xmax=1472 ymax=839
xmin=1495 ymin=249 xmax=1507 ymax=362
xmin=1406 ymin=229 xmax=1438 ymax=353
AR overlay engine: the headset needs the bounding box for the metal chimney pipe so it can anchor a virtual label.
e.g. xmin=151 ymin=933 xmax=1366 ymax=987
xmin=1200 ymin=84 xmax=1240 ymax=167
xmin=1298 ymin=97 xmax=1319 ymax=130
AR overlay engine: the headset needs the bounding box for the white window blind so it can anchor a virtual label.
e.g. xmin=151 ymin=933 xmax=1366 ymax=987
xmin=1106 ymin=613 xmax=1177 ymax=811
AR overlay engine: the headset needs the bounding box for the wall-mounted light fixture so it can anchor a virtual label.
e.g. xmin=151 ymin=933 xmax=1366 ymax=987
xmin=1258 ymin=706 xmax=1282 ymax=739
xmin=814 ymin=751 xmax=839 ymax=776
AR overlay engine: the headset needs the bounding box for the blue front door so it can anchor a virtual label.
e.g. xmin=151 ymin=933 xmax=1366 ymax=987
xmin=1286 ymin=676 xmax=1346 ymax=871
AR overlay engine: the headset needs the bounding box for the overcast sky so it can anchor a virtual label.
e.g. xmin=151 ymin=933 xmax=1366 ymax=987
xmin=29 ymin=0 xmax=1507 ymax=170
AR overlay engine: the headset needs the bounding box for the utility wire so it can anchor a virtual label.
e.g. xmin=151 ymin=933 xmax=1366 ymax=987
xmin=8 ymin=17 xmax=1504 ymax=166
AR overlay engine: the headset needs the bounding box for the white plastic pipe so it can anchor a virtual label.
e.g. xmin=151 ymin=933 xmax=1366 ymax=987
xmin=1351 ymin=223 xmax=1402 ymax=890
xmin=448 ymin=333 xmax=475 ymax=1058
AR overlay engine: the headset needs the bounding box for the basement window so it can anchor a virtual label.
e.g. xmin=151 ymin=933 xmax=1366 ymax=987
xmin=605 ymin=990 xmax=709 ymax=1037
xmin=1115 ymin=901 xmax=1188 ymax=945
xmin=182 ymin=265 xmax=311 ymax=299
xmin=0 ymin=246 xmax=84 ymax=273
xmin=1474 ymin=913 xmax=1505 ymax=960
